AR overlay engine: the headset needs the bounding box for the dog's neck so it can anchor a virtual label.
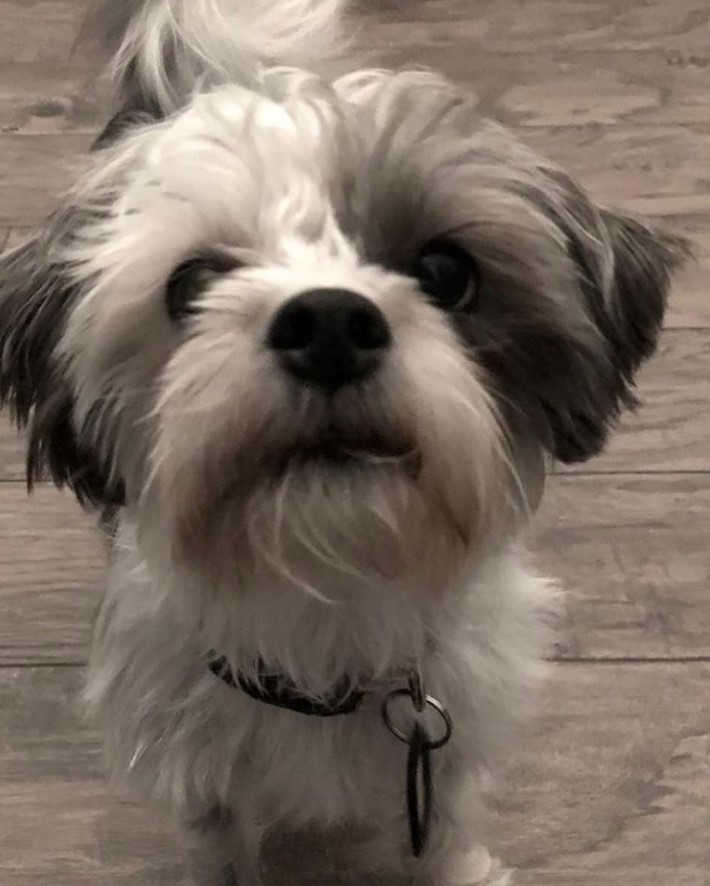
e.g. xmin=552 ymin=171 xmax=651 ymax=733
xmin=110 ymin=516 xmax=485 ymax=695
xmin=195 ymin=567 xmax=437 ymax=695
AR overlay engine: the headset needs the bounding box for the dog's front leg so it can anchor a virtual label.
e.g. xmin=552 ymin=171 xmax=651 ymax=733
xmin=182 ymin=806 xmax=263 ymax=886
xmin=405 ymin=774 xmax=512 ymax=886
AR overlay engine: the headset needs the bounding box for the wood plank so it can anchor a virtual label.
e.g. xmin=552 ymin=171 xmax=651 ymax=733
xmin=0 ymin=475 xmax=708 ymax=666
xmin=0 ymin=415 xmax=23 ymax=482
xmin=1 ymin=329 xmax=706 ymax=485
xmin=536 ymin=474 xmax=710 ymax=661
xmin=522 ymin=124 xmax=710 ymax=218
xmin=1 ymin=123 xmax=707 ymax=221
xmin=664 ymin=214 xmax=710 ymax=329
xmin=0 ymin=124 xmax=710 ymax=225
xmin=0 ymin=666 xmax=182 ymax=886
xmin=1 ymin=44 xmax=708 ymax=135
xmin=367 ymin=41 xmax=710 ymax=130
xmin=572 ymin=329 xmax=710 ymax=473
xmin=2 ymin=5 xmax=710 ymax=135
xmin=0 ymin=132 xmax=93 ymax=223
xmin=0 ymin=0 xmax=92 ymax=64
xmin=0 ymin=62 xmax=97 ymax=136
xmin=484 ymin=662 xmax=710 ymax=883
xmin=1 ymin=215 xmax=707 ymax=329
xmin=361 ymin=0 xmax=710 ymax=54
xmin=2 ymin=0 xmax=709 ymax=71
xmin=467 ymin=50 xmax=710 ymax=130
xmin=1 ymin=663 xmax=709 ymax=883
xmin=0 ymin=485 xmax=104 ymax=666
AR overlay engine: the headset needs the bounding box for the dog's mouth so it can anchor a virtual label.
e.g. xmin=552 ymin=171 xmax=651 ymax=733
xmin=272 ymin=426 xmax=421 ymax=475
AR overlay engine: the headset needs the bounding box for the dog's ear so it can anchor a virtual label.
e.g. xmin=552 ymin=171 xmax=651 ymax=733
xmin=537 ymin=174 xmax=688 ymax=463
xmin=0 ymin=222 xmax=125 ymax=507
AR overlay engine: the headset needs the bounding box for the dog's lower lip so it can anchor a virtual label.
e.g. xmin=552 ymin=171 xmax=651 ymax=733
xmin=274 ymin=435 xmax=419 ymax=472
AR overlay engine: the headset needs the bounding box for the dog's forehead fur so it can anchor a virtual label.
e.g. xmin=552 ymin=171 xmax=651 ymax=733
xmin=73 ymin=68 xmax=591 ymax=317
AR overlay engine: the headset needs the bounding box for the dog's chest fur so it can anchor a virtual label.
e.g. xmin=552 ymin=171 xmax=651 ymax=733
xmin=87 ymin=520 xmax=555 ymax=831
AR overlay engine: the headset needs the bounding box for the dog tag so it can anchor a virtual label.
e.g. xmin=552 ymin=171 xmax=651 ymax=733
xmin=407 ymin=721 xmax=433 ymax=856
xmin=382 ymin=675 xmax=453 ymax=857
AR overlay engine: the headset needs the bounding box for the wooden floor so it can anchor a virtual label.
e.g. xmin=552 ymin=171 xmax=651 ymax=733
xmin=1 ymin=1 xmax=709 ymax=883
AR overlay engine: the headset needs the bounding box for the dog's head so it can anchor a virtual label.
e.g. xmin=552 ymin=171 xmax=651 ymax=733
xmin=0 ymin=64 xmax=684 ymax=592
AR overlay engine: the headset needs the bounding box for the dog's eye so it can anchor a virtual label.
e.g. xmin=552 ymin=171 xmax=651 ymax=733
xmin=412 ymin=241 xmax=480 ymax=312
xmin=166 ymin=258 xmax=223 ymax=322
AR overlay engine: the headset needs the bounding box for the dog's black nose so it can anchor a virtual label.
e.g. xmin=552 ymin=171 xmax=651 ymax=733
xmin=267 ymin=288 xmax=391 ymax=391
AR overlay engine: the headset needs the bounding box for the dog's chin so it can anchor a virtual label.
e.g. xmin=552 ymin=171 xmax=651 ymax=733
xmin=157 ymin=427 xmax=478 ymax=594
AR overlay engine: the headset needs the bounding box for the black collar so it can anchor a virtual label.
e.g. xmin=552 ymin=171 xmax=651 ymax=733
xmin=208 ymin=655 xmax=365 ymax=717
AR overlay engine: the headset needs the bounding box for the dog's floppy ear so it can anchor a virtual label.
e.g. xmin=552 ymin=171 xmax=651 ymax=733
xmin=0 ymin=221 xmax=125 ymax=507
xmin=540 ymin=174 xmax=688 ymax=463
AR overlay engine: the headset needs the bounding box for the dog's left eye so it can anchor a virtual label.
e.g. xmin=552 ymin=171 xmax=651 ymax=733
xmin=411 ymin=241 xmax=480 ymax=312
xmin=166 ymin=258 xmax=224 ymax=322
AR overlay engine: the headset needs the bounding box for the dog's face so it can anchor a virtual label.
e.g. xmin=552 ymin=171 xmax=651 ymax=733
xmin=0 ymin=70 xmax=683 ymax=591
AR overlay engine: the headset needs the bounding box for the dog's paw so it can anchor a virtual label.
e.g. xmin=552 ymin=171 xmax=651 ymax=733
xmin=440 ymin=844 xmax=513 ymax=886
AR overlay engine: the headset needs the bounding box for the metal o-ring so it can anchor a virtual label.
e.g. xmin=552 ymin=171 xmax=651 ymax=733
xmin=382 ymin=689 xmax=453 ymax=751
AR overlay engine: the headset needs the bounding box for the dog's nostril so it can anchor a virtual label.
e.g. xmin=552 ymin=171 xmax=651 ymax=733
xmin=269 ymin=303 xmax=316 ymax=351
xmin=349 ymin=307 xmax=391 ymax=351
xmin=267 ymin=288 xmax=391 ymax=391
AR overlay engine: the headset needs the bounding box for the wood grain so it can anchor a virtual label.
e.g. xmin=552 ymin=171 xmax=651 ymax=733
xmin=522 ymin=124 xmax=710 ymax=217
xmin=664 ymin=214 xmax=710 ymax=329
xmin=568 ymin=329 xmax=710 ymax=473
xmin=3 ymin=124 xmax=706 ymax=223
xmin=0 ymin=329 xmax=706 ymax=483
xmin=368 ymin=41 xmax=710 ymax=130
xmin=0 ymin=485 xmax=103 ymax=666
xmin=0 ymin=475 xmax=707 ymax=666
xmin=2 ymin=46 xmax=709 ymax=135
xmin=0 ymin=62 xmax=97 ymax=136
xmin=2 ymin=125 xmax=709 ymax=223
xmin=484 ymin=662 xmax=710 ymax=885
xmin=1 ymin=2 xmax=709 ymax=883
xmin=0 ymin=0 xmax=92 ymax=64
xmin=1 ymin=663 xmax=708 ymax=885
xmin=360 ymin=0 xmax=710 ymax=54
xmin=2 ymin=213 xmax=708 ymax=327
xmin=0 ymin=3 xmax=709 ymax=222
xmin=536 ymin=474 xmax=710 ymax=660
xmin=0 ymin=132 xmax=93 ymax=223
xmin=0 ymin=668 xmax=182 ymax=886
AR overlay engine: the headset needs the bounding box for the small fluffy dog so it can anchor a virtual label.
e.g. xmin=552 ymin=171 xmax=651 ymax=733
xmin=0 ymin=1 xmax=685 ymax=883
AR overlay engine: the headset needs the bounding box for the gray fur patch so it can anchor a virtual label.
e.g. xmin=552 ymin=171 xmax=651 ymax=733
xmin=0 ymin=222 xmax=124 ymax=506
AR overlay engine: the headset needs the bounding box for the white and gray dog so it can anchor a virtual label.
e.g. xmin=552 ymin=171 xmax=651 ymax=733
xmin=0 ymin=1 xmax=686 ymax=884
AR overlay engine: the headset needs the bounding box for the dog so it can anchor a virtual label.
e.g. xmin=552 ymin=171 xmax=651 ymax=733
xmin=0 ymin=1 xmax=686 ymax=883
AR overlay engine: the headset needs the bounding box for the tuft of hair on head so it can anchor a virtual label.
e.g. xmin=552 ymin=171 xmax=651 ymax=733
xmin=86 ymin=0 xmax=351 ymax=127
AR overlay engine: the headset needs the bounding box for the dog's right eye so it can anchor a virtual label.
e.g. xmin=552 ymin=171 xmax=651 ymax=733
xmin=411 ymin=240 xmax=480 ymax=313
xmin=166 ymin=258 xmax=223 ymax=322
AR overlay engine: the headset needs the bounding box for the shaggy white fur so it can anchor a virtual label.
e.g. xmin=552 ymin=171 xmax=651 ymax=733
xmin=0 ymin=0 xmax=684 ymax=883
